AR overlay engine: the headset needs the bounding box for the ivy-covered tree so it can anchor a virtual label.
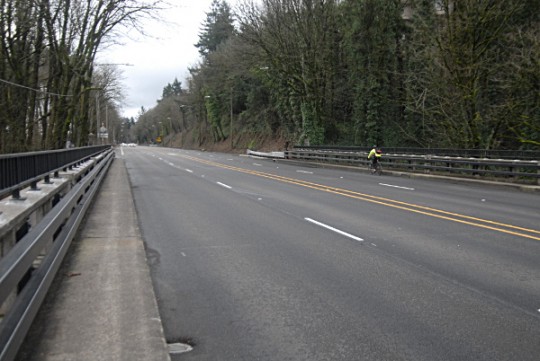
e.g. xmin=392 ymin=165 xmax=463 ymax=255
xmin=191 ymin=0 xmax=238 ymax=142
xmin=500 ymin=0 xmax=540 ymax=148
xmin=403 ymin=0 xmax=538 ymax=149
xmin=238 ymin=0 xmax=343 ymax=145
xmin=341 ymin=0 xmax=405 ymax=147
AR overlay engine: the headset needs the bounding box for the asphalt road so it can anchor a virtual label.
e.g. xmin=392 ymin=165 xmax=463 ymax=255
xmin=120 ymin=146 xmax=540 ymax=361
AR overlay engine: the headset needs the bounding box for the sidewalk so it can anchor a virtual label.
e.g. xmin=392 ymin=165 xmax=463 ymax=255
xmin=15 ymin=157 xmax=171 ymax=361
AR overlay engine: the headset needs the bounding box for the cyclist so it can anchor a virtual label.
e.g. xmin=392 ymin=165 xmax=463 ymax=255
xmin=367 ymin=145 xmax=382 ymax=170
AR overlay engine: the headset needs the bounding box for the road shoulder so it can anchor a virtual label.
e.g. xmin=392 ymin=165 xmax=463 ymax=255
xmin=16 ymin=157 xmax=171 ymax=361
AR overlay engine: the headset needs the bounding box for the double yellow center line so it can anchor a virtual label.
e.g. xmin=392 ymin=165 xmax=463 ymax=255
xmin=182 ymin=154 xmax=540 ymax=241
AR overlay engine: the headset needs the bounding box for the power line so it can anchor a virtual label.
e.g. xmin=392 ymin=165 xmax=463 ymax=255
xmin=0 ymin=61 xmax=133 ymax=97
xmin=98 ymin=63 xmax=134 ymax=66
xmin=0 ymin=78 xmax=73 ymax=97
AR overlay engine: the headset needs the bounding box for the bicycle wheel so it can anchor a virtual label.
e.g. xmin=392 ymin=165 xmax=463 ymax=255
xmin=375 ymin=162 xmax=382 ymax=175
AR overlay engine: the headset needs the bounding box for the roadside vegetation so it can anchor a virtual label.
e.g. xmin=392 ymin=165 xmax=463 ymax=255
xmin=1 ymin=0 xmax=539 ymax=154
xmin=131 ymin=0 xmax=540 ymax=152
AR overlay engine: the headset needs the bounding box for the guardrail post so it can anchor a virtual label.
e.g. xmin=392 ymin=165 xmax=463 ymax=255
xmin=424 ymin=155 xmax=431 ymax=174
xmin=10 ymin=189 xmax=25 ymax=201
xmin=0 ymin=231 xmax=17 ymax=320
xmin=472 ymin=161 xmax=479 ymax=177
xmin=30 ymin=181 xmax=40 ymax=192
xmin=510 ymin=162 xmax=517 ymax=181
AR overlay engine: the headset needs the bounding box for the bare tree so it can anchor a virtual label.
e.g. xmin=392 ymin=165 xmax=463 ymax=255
xmin=0 ymin=0 xmax=165 ymax=153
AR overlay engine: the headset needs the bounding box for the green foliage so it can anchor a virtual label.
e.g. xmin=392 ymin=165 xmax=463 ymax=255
xmin=300 ymin=100 xmax=324 ymax=145
xmin=205 ymin=95 xmax=225 ymax=141
xmin=403 ymin=0 xmax=539 ymax=149
xmin=341 ymin=0 xmax=404 ymax=147
xmin=162 ymin=78 xmax=183 ymax=99
xmin=246 ymin=139 xmax=257 ymax=150
xmin=195 ymin=0 xmax=236 ymax=59
xmin=154 ymin=0 xmax=540 ymax=151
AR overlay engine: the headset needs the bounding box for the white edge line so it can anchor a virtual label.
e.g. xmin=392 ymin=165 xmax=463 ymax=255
xmin=217 ymin=182 xmax=232 ymax=189
xmin=379 ymin=183 xmax=415 ymax=191
xmin=185 ymin=169 xmax=193 ymax=173
xmin=305 ymin=218 xmax=363 ymax=242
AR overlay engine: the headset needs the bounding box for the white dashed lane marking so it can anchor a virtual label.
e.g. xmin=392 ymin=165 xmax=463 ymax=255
xmin=379 ymin=183 xmax=415 ymax=191
xmin=217 ymin=182 xmax=232 ymax=189
xmin=305 ymin=218 xmax=363 ymax=242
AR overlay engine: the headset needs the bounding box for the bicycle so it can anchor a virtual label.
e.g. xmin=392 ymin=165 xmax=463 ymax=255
xmin=368 ymin=158 xmax=382 ymax=175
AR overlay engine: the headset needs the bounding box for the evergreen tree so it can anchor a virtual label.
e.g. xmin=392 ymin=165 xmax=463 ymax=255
xmin=162 ymin=78 xmax=183 ymax=98
xmin=195 ymin=0 xmax=236 ymax=59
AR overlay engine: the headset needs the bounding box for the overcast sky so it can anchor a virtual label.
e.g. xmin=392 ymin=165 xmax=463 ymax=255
xmin=98 ymin=0 xmax=241 ymax=119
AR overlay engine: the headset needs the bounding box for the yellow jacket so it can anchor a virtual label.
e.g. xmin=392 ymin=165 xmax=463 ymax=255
xmin=368 ymin=148 xmax=382 ymax=159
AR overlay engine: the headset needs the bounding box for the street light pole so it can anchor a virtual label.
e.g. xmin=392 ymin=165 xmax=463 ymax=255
xmin=230 ymin=86 xmax=233 ymax=149
xmin=95 ymin=93 xmax=100 ymax=144
xmin=179 ymin=105 xmax=187 ymax=129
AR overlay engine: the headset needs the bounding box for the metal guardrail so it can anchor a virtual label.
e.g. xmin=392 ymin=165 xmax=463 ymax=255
xmin=0 ymin=145 xmax=111 ymax=201
xmin=0 ymin=149 xmax=114 ymax=361
xmin=294 ymin=145 xmax=540 ymax=160
xmin=284 ymin=149 xmax=540 ymax=184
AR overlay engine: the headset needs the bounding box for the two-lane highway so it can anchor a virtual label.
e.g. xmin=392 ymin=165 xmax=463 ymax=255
xmin=119 ymin=146 xmax=540 ymax=361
